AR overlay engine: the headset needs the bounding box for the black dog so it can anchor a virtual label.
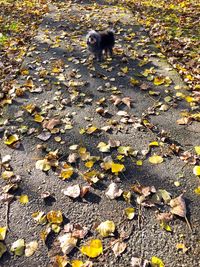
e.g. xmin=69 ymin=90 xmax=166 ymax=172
xmin=86 ymin=30 xmax=115 ymax=61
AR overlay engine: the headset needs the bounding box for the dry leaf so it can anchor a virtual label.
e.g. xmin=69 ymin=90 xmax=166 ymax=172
xmin=105 ymin=183 xmax=123 ymax=199
xmin=58 ymin=233 xmax=77 ymax=255
xmin=112 ymin=240 xmax=126 ymax=257
xmin=169 ymin=194 xmax=186 ymax=217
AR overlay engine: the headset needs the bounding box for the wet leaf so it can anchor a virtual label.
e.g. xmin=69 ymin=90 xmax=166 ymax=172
xmin=96 ymin=220 xmax=115 ymax=237
xmin=11 ymin=239 xmax=25 ymax=256
xmin=81 ymin=239 xmax=103 ymax=258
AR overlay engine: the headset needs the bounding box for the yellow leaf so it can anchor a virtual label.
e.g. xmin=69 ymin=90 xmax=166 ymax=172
xmin=111 ymin=163 xmax=125 ymax=173
xmin=97 ymin=142 xmax=110 ymax=152
xmin=19 ymin=195 xmax=29 ymax=205
xmin=21 ymin=69 xmax=29 ymax=75
xmin=32 ymin=211 xmax=47 ymax=225
xmin=86 ymin=126 xmax=98 ymax=134
xmin=117 ymin=146 xmax=133 ymax=156
xmin=154 ymin=76 xmax=165 ymax=86
xmin=193 ymin=166 xmax=200 ymax=176
xmin=160 ymin=222 xmax=172 ymax=232
xmin=121 ymin=66 xmax=129 ymax=74
xmin=0 ymin=242 xmax=7 ymax=258
xmin=71 ymin=260 xmax=84 ymax=267
xmin=124 ymin=207 xmax=135 ymax=220
xmin=34 ymin=114 xmax=44 ymax=122
xmin=11 ymin=239 xmax=25 ymax=256
xmin=130 ymin=77 xmax=139 ymax=86
xmin=123 ymin=191 xmax=131 ymax=203
xmin=194 ymin=146 xmax=200 ymax=155
xmin=35 ymin=159 xmax=51 ymax=172
xmin=149 ymin=141 xmax=159 ymax=147
xmin=53 ymin=255 xmax=69 ymax=267
xmin=151 ymin=256 xmax=165 ymax=267
xmin=96 ymin=220 xmax=115 ymax=237
xmin=149 ymin=155 xmax=163 ymax=164
xmin=47 ymin=210 xmax=63 ymax=224
xmin=0 ymin=227 xmax=7 ymax=241
xmin=136 ymin=160 xmax=143 ymax=166
xmin=23 ymin=103 xmax=36 ymax=113
xmin=85 ymin=161 xmax=94 ymax=168
xmin=194 ymin=187 xmax=200 ymax=195
xmin=60 ymin=165 xmax=73 ymax=179
xmin=185 ymin=96 xmax=194 ymax=103
xmin=4 ymin=134 xmax=19 ymax=145
xmin=81 ymin=239 xmax=103 ymax=258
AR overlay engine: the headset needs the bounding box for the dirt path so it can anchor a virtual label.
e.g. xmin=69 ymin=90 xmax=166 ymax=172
xmin=0 ymin=1 xmax=199 ymax=266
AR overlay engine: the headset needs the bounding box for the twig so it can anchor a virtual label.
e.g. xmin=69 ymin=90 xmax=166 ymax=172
xmin=185 ymin=216 xmax=192 ymax=232
xmin=5 ymin=202 xmax=10 ymax=230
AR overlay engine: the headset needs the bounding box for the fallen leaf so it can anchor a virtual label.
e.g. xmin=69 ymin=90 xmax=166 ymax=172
xmin=71 ymin=260 xmax=84 ymax=267
xmin=19 ymin=194 xmax=29 ymax=204
xmin=63 ymin=185 xmax=80 ymax=198
xmin=105 ymin=183 xmax=123 ymax=199
xmin=194 ymin=146 xmax=200 ymax=155
xmin=149 ymin=155 xmax=163 ymax=164
xmin=47 ymin=210 xmax=63 ymax=224
xmin=193 ymin=166 xmax=200 ymax=176
xmin=25 ymin=241 xmax=38 ymax=257
xmin=0 ymin=227 xmax=7 ymax=241
xmin=112 ymin=240 xmax=126 ymax=257
xmin=11 ymin=239 xmax=25 ymax=256
xmin=96 ymin=220 xmax=115 ymax=237
xmin=124 ymin=207 xmax=135 ymax=220
xmin=151 ymin=256 xmax=165 ymax=267
xmin=4 ymin=134 xmax=19 ymax=146
xmin=35 ymin=159 xmax=51 ymax=172
xmin=176 ymin=243 xmax=189 ymax=253
xmin=169 ymin=194 xmax=186 ymax=217
xmin=58 ymin=233 xmax=77 ymax=254
xmin=81 ymin=239 xmax=103 ymax=258
xmin=0 ymin=242 xmax=7 ymax=258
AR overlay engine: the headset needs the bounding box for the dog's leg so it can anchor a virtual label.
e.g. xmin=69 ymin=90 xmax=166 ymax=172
xmin=109 ymin=47 xmax=113 ymax=57
xmin=105 ymin=48 xmax=108 ymax=58
xmin=97 ymin=50 xmax=103 ymax=61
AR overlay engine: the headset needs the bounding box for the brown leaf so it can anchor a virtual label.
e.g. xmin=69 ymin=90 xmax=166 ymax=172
xmin=111 ymin=240 xmax=127 ymax=257
xmin=169 ymin=194 xmax=186 ymax=217
xmin=122 ymin=97 xmax=132 ymax=108
xmin=156 ymin=212 xmax=173 ymax=223
xmin=43 ymin=118 xmax=61 ymax=130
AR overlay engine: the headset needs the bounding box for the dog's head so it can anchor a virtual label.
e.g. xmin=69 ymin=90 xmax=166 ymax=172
xmin=86 ymin=30 xmax=100 ymax=47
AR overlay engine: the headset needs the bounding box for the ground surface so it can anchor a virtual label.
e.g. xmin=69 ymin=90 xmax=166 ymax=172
xmin=0 ymin=0 xmax=200 ymax=266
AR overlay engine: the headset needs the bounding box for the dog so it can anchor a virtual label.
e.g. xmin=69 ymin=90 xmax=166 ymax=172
xmin=86 ymin=30 xmax=115 ymax=61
